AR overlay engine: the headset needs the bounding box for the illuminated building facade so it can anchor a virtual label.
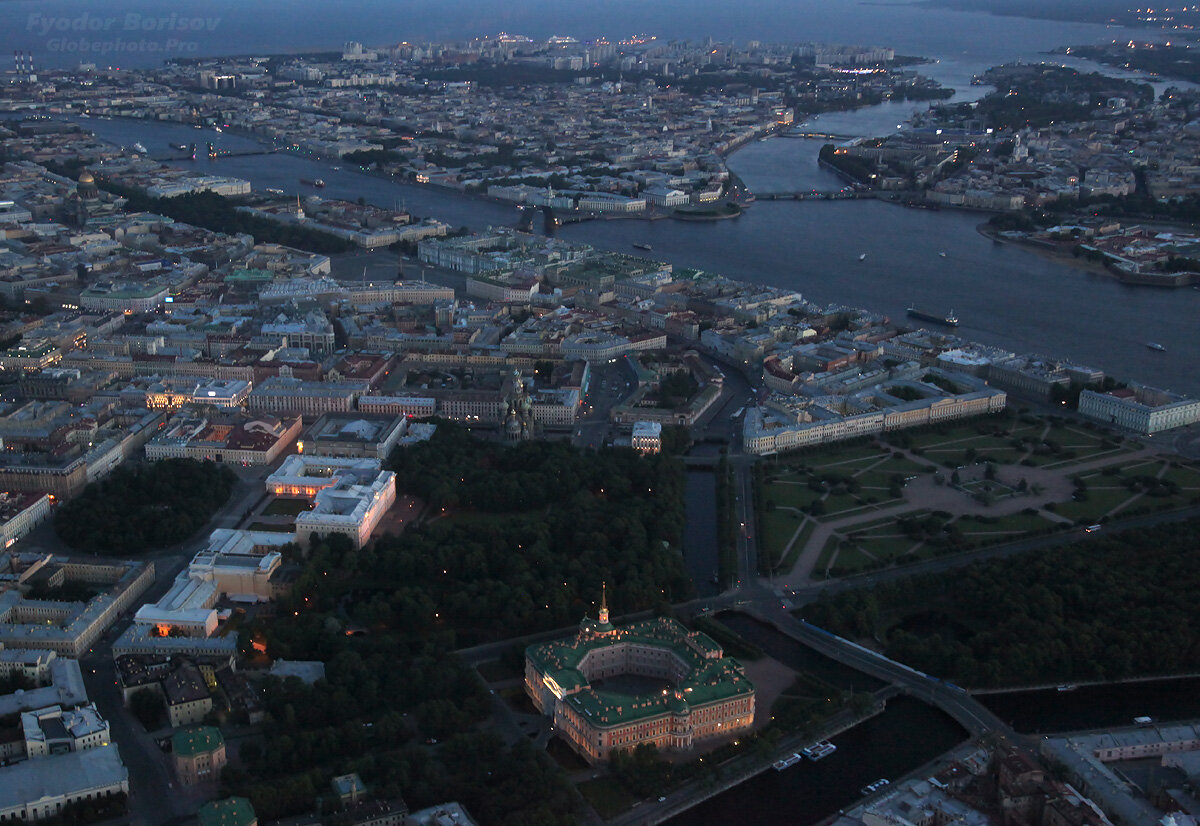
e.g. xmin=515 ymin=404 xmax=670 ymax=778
xmin=525 ymin=589 xmax=755 ymax=763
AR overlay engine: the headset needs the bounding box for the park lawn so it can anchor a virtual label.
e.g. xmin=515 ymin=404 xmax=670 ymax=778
xmin=905 ymin=422 xmax=999 ymax=450
xmin=1163 ymin=464 xmax=1200 ymax=489
xmin=263 ymin=497 xmax=313 ymax=516
xmin=765 ymin=482 xmax=825 ymax=511
xmin=247 ymin=522 xmax=294 ymax=532
xmin=779 ymin=520 xmax=818 ymax=574
xmin=805 ymin=444 xmax=891 ymax=467
xmin=881 ymin=455 xmax=936 ymax=475
xmin=579 ymin=776 xmax=641 ymax=819
xmin=762 ymin=508 xmax=805 ymax=561
xmin=1039 ymin=446 xmax=1134 ymax=469
xmin=852 ymin=535 xmax=921 ymax=562
xmin=814 ymin=535 xmax=842 ymax=574
xmin=829 ymin=544 xmax=884 ymax=574
xmin=817 ymin=493 xmax=900 ymax=520
xmin=1050 ymin=487 xmax=1137 ymax=523
xmin=845 ymin=511 xmax=930 ymax=536
xmin=956 ymin=511 xmax=1058 ymax=535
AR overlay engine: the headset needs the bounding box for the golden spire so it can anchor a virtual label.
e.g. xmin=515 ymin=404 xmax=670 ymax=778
xmin=598 ymin=581 xmax=609 ymax=626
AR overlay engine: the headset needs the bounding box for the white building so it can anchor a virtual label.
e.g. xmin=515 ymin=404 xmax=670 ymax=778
xmin=132 ymin=529 xmax=292 ymax=639
xmin=22 ymin=703 xmax=110 ymax=758
xmin=631 ymin=421 xmax=663 ymax=454
xmin=0 ymin=743 xmax=128 ymax=821
xmin=1078 ymin=385 xmax=1200 ymax=434
xmin=268 ymin=456 xmax=397 ymax=549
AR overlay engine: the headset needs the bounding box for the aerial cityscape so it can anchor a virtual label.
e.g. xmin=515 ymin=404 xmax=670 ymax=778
xmin=1 ymin=1 xmax=1200 ymax=825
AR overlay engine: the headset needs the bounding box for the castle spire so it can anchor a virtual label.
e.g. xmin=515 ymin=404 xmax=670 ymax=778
xmin=598 ymin=581 xmax=609 ymax=626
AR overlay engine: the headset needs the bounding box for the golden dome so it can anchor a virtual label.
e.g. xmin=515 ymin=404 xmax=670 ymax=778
xmin=78 ymin=170 xmax=95 ymax=184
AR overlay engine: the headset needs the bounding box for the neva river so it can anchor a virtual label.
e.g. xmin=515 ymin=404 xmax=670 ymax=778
xmin=12 ymin=0 xmax=1198 ymax=393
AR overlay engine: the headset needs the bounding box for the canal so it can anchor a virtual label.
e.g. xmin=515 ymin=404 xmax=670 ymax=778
xmin=664 ymin=695 xmax=967 ymax=826
xmin=979 ymin=676 xmax=1200 ymax=734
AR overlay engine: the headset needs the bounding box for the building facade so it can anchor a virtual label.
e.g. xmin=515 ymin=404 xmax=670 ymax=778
xmin=525 ymin=597 xmax=754 ymax=764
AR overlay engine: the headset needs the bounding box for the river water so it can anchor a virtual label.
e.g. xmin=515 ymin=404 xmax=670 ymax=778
xmin=664 ymin=695 xmax=967 ymax=826
xmin=77 ymin=114 xmax=1200 ymax=398
xmin=980 ymin=676 xmax=1200 ymax=734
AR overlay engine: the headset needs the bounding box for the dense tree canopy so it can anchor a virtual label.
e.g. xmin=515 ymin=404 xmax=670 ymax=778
xmin=382 ymin=425 xmax=692 ymax=640
xmin=228 ymin=431 xmax=689 ymax=821
xmin=54 ymin=458 xmax=236 ymax=553
xmin=803 ymin=519 xmax=1200 ymax=687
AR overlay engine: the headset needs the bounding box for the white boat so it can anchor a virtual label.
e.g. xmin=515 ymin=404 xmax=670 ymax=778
xmin=131 ymin=142 xmax=148 ymax=154
xmin=938 ymin=251 xmax=948 ymax=258
xmin=861 ymin=778 xmax=890 ymax=795
xmin=1147 ymin=342 xmax=1166 ymax=352
xmin=858 ymin=253 xmax=868 ymax=261
xmin=1056 ymin=684 xmax=1077 ymax=692
xmin=772 ymin=753 xmax=802 ymax=771
xmin=802 ymin=741 xmax=837 ymax=760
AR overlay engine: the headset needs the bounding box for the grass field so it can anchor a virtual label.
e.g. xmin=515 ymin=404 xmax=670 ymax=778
xmin=263 ymin=497 xmax=312 ymax=516
xmin=578 ymin=776 xmax=639 ymax=819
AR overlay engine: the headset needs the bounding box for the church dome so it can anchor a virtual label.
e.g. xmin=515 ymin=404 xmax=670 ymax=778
xmin=78 ymin=170 xmax=95 ymax=184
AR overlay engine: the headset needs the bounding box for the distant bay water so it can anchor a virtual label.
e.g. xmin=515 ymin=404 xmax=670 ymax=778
xmin=1 ymin=0 xmax=1151 ymax=71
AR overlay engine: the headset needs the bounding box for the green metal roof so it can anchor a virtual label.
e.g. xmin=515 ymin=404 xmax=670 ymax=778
xmin=172 ymin=725 xmax=224 ymax=758
xmin=527 ymin=617 xmax=754 ymax=728
xmin=198 ymin=797 xmax=256 ymax=826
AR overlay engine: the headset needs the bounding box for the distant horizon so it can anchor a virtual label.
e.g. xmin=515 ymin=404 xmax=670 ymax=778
xmin=0 ymin=0 xmax=1135 ymax=70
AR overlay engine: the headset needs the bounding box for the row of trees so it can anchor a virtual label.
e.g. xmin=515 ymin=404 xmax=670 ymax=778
xmin=54 ymin=458 xmax=236 ymax=553
xmin=803 ymin=518 xmax=1200 ymax=687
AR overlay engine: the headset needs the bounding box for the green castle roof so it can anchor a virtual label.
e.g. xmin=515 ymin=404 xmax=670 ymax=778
xmin=527 ymin=616 xmax=753 ymax=728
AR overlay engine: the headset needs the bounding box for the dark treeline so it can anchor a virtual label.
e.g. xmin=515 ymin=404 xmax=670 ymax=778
xmin=54 ymin=458 xmax=236 ymax=553
xmin=802 ymin=519 xmax=1200 ymax=687
xmin=231 ymin=532 xmax=576 ymax=824
xmin=382 ymin=424 xmax=692 ymax=638
xmin=96 ymin=182 xmax=355 ymax=255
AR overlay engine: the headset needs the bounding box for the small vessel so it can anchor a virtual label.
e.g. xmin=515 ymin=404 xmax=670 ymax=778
xmin=300 ymin=178 xmax=326 ymax=188
xmin=633 ymin=243 xmax=653 ymax=252
xmin=265 ymin=187 xmax=285 ymax=196
xmin=1056 ymin=685 xmax=1078 ymax=692
xmin=907 ymin=305 xmax=959 ymax=327
xmin=858 ymin=253 xmax=868 ymax=261
xmin=131 ymin=142 xmax=148 ymax=154
xmin=1147 ymin=342 xmax=1166 ymax=352
xmin=801 ymin=742 xmax=837 ymax=760
xmin=938 ymin=251 xmax=947 ymax=258
xmin=214 ymin=126 xmax=223 ymax=133
xmin=861 ymin=779 xmax=890 ymax=795
xmin=169 ymin=142 xmax=188 ymax=151
xmin=772 ymin=753 xmax=802 ymax=771
xmin=330 ymin=165 xmax=341 ymax=171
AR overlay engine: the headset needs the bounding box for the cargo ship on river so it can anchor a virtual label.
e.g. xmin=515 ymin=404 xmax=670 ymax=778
xmin=906 ymin=305 xmax=959 ymax=327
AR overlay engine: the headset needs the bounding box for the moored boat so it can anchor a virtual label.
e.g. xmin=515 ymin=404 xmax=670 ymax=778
xmin=772 ymin=753 xmax=803 ymax=771
xmin=861 ymin=778 xmax=890 ymax=795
